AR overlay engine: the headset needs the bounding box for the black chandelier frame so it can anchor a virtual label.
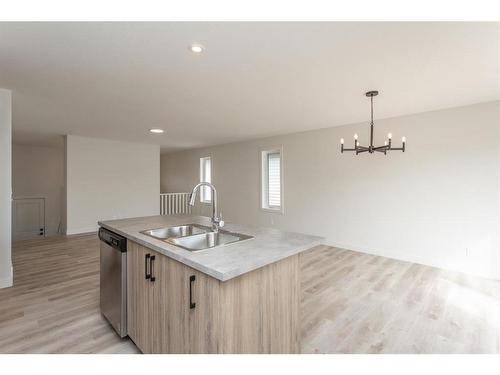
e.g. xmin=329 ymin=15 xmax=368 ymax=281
xmin=341 ymin=91 xmax=406 ymax=155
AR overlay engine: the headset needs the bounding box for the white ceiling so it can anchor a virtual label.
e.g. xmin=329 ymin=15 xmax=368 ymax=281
xmin=1 ymin=22 xmax=499 ymax=152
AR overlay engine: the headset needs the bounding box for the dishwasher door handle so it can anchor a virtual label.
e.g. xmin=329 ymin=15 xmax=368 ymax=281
xmin=145 ymin=254 xmax=151 ymax=280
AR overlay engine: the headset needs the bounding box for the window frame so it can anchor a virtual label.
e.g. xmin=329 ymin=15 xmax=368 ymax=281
xmin=199 ymin=156 xmax=212 ymax=204
xmin=260 ymin=146 xmax=284 ymax=214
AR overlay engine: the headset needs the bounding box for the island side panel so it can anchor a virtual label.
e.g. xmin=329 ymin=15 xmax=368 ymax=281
xmin=218 ymin=253 xmax=300 ymax=353
xmin=264 ymin=253 xmax=300 ymax=353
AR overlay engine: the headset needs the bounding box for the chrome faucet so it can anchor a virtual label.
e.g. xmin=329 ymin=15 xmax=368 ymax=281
xmin=188 ymin=182 xmax=224 ymax=232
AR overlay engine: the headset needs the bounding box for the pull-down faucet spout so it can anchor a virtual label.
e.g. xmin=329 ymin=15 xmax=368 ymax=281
xmin=188 ymin=182 xmax=224 ymax=232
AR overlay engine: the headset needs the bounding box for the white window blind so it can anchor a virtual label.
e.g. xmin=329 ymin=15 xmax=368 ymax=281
xmin=261 ymin=148 xmax=282 ymax=212
xmin=267 ymin=152 xmax=281 ymax=208
xmin=199 ymin=157 xmax=211 ymax=203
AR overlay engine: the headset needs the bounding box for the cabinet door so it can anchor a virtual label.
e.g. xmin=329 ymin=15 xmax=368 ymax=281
xmin=164 ymin=257 xmax=191 ymax=353
xmin=151 ymin=255 xmax=219 ymax=353
xmin=187 ymin=268 xmax=220 ymax=353
xmin=127 ymin=242 xmax=152 ymax=353
xmin=150 ymin=252 xmax=172 ymax=353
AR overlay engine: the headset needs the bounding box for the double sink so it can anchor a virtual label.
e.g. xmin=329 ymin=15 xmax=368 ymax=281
xmin=141 ymin=224 xmax=253 ymax=251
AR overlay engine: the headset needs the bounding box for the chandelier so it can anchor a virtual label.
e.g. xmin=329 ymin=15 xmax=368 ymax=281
xmin=340 ymin=91 xmax=406 ymax=155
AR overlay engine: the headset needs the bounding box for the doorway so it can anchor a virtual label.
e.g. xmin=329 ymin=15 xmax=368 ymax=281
xmin=12 ymin=197 xmax=45 ymax=241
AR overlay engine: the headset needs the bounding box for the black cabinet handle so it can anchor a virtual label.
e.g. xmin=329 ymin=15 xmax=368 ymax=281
xmin=145 ymin=254 xmax=151 ymax=280
xmin=189 ymin=275 xmax=196 ymax=309
xmin=150 ymin=255 xmax=156 ymax=282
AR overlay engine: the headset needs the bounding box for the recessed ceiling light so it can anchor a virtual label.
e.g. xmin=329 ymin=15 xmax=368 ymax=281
xmin=189 ymin=44 xmax=204 ymax=54
xmin=149 ymin=128 xmax=164 ymax=134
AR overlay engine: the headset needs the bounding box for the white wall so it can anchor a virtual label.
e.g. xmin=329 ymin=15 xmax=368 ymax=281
xmin=161 ymin=101 xmax=500 ymax=279
xmin=12 ymin=143 xmax=65 ymax=236
xmin=0 ymin=89 xmax=12 ymax=288
xmin=66 ymin=135 xmax=160 ymax=234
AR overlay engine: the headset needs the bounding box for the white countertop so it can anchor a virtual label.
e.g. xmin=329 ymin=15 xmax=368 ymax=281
xmin=98 ymin=215 xmax=324 ymax=281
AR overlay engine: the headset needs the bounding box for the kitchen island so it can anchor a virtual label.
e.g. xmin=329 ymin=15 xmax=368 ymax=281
xmin=99 ymin=215 xmax=323 ymax=354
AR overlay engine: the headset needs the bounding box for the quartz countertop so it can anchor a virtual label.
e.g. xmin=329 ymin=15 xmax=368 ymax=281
xmin=98 ymin=215 xmax=324 ymax=281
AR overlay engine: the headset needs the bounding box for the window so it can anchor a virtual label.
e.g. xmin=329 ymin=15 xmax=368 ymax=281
xmin=261 ymin=147 xmax=283 ymax=212
xmin=199 ymin=157 xmax=212 ymax=203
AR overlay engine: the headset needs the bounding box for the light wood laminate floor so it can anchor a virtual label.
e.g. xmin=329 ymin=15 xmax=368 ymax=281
xmin=1 ymin=235 xmax=499 ymax=353
xmin=301 ymin=245 xmax=500 ymax=353
xmin=0 ymin=234 xmax=139 ymax=353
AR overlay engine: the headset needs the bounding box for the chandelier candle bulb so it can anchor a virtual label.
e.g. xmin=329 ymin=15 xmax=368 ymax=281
xmin=388 ymin=133 xmax=392 ymax=139
xmin=340 ymin=138 xmax=344 ymax=144
xmin=354 ymin=134 xmax=358 ymax=140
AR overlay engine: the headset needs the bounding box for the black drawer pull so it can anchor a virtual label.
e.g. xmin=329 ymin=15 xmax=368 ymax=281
xmin=189 ymin=275 xmax=196 ymax=309
xmin=150 ymin=255 xmax=156 ymax=282
xmin=145 ymin=254 xmax=151 ymax=280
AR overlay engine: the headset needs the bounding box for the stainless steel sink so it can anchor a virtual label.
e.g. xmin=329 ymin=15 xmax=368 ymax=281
xmin=141 ymin=223 xmax=253 ymax=251
xmin=166 ymin=230 xmax=253 ymax=251
xmin=141 ymin=224 xmax=209 ymax=240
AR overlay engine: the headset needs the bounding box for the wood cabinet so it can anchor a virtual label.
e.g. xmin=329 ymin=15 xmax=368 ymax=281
xmin=126 ymin=241 xmax=152 ymax=353
xmin=151 ymin=254 xmax=219 ymax=353
xmin=127 ymin=240 xmax=300 ymax=354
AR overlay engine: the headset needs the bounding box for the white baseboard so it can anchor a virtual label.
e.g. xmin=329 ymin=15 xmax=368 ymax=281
xmin=0 ymin=265 xmax=13 ymax=289
xmin=324 ymin=240 xmax=499 ymax=281
xmin=326 ymin=239 xmax=445 ymax=270
xmin=66 ymin=226 xmax=98 ymax=235
xmin=326 ymin=240 xmax=416 ymax=263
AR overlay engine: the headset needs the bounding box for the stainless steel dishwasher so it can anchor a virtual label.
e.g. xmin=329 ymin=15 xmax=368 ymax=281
xmin=99 ymin=227 xmax=127 ymax=337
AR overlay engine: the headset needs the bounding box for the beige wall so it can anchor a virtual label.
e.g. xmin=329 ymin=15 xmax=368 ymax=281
xmin=66 ymin=135 xmax=160 ymax=234
xmin=12 ymin=143 xmax=65 ymax=236
xmin=0 ymin=89 xmax=12 ymax=288
xmin=161 ymin=101 xmax=500 ymax=279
